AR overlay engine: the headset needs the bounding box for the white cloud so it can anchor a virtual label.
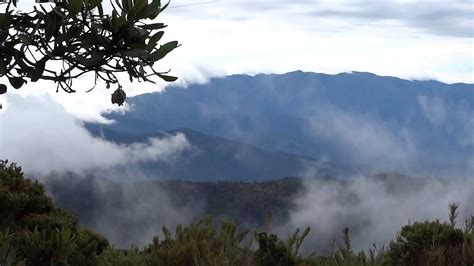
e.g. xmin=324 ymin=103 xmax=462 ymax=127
xmin=278 ymin=175 xmax=474 ymax=254
xmin=0 ymin=94 xmax=190 ymax=175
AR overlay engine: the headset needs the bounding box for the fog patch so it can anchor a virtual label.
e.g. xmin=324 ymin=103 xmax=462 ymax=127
xmin=91 ymin=180 xmax=204 ymax=248
xmin=45 ymin=173 xmax=205 ymax=248
xmin=277 ymin=175 xmax=474 ymax=254
xmin=418 ymin=95 xmax=474 ymax=147
xmin=0 ymin=94 xmax=190 ymax=175
xmin=308 ymin=105 xmax=416 ymax=173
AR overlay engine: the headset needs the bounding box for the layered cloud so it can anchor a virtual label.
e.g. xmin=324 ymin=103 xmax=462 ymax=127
xmin=167 ymin=0 xmax=473 ymax=37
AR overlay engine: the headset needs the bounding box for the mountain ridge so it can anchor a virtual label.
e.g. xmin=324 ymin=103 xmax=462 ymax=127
xmin=85 ymin=125 xmax=349 ymax=181
xmin=89 ymin=70 xmax=474 ymax=179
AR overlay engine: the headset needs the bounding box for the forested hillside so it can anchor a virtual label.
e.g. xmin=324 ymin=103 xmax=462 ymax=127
xmin=2 ymin=161 xmax=474 ymax=265
xmin=46 ymin=174 xmax=305 ymax=230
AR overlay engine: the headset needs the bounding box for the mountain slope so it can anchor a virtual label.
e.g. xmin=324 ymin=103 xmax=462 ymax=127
xmin=86 ymin=126 xmax=345 ymax=181
xmin=92 ymin=71 xmax=474 ymax=178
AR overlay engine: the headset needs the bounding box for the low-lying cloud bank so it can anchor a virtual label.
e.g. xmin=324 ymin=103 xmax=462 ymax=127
xmin=46 ymin=173 xmax=474 ymax=252
xmin=0 ymin=94 xmax=190 ymax=175
xmin=46 ymin=174 xmax=204 ymax=248
xmin=305 ymin=95 xmax=474 ymax=178
xmin=277 ymin=174 xmax=474 ymax=254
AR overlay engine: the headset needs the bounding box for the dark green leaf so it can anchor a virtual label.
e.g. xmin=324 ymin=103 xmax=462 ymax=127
xmin=88 ymin=0 xmax=101 ymax=10
xmin=29 ymin=59 xmax=46 ymax=82
xmin=123 ymin=59 xmax=136 ymax=82
xmin=161 ymin=0 xmax=169 ymax=10
xmin=122 ymin=0 xmax=132 ymax=13
xmin=123 ymin=48 xmax=147 ymax=58
xmin=18 ymin=34 xmax=34 ymax=45
xmin=76 ymin=51 xmax=104 ymax=67
xmin=137 ymin=23 xmax=166 ymax=30
xmin=128 ymin=0 xmax=147 ymax=19
xmin=0 ymin=63 xmax=5 ymax=76
xmin=98 ymin=2 xmax=104 ymax=17
xmin=150 ymin=40 xmax=178 ymax=62
xmin=0 ymin=30 xmax=8 ymax=43
xmin=69 ymin=0 xmax=83 ymax=16
xmin=8 ymin=77 xmax=25 ymax=89
xmin=157 ymin=73 xmax=177 ymax=82
xmin=52 ymin=8 xmax=67 ymax=18
xmin=146 ymin=0 xmax=162 ymax=19
xmin=45 ymin=13 xmax=58 ymax=41
xmin=147 ymin=31 xmax=164 ymax=51
xmin=0 ymin=84 xmax=6 ymax=94
xmin=0 ymin=14 xmax=11 ymax=30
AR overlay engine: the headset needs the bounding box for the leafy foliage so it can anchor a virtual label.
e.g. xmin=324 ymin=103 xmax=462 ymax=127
xmin=0 ymin=160 xmax=109 ymax=265
xmin=1 ymin=160 xmax=473 ymax=265
xmin=385 ymin=218 xmax=472 ymax=266
xmin=0 ymin=160 xmax=55 ymax=230
xmin=253 ymin=227 xmax=309 ymax=266
xmin=144 ymin=217 xmax=252 ymax=266
xmin=0 ymin=0 xmax=179 ymax=105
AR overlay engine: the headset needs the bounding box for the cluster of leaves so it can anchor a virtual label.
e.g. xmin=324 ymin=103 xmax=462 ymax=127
xmin=0 ymin=0 xmax=179 ymax=105
xmin=1 ymin=160 xmax=473 ymax=265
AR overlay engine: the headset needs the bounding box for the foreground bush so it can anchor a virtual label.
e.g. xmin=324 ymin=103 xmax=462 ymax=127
xmin=0 ymin=160 xmax=108 ymax=265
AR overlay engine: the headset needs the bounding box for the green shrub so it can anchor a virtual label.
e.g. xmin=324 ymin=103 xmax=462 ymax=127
xmin=0 ymin=160 xmax=109 ymax=265
xmin=0 ymin=161 xmax=54 ymax=230
xmin=386 ymin=220 xmax=467 ymax=266
xmin=143 ymin=216 xmax=251 ymax=266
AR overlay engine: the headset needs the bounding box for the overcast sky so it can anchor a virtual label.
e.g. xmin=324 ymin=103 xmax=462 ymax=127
xmin=0 ymin=0 xmax=472 ymax=120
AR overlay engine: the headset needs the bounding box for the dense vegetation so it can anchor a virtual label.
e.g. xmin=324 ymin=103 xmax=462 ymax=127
xmin=1 ymin=160 xmax=473 ymax=265
xmin=0 ymin=160 xmax=108 ymax=265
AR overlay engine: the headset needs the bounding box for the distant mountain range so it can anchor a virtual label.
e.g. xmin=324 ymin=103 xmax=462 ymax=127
xmin=87 ymin=71 xmax=474 ymax=180
xmin=85 ymin=126 xmax=348 ymax=181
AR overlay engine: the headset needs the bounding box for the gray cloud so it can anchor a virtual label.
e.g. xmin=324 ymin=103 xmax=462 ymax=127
xmin=308 ymin=1 xmax=473 ymax=38
xmin=168 ymin=0 xmax=473 ymax=38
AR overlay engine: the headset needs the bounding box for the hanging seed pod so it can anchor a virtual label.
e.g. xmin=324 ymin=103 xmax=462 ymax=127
xmin=111 ymin=87 xmax=126 ymax=106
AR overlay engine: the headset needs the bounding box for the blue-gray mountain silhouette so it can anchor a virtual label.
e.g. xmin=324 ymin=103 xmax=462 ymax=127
xmin=89 ymin=71 xmax=473 ymax=179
